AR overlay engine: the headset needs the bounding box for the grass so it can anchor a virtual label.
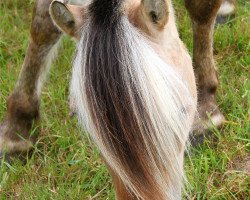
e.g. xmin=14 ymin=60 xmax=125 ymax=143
xmin=0 ymin=0 xmax=249 ymax=199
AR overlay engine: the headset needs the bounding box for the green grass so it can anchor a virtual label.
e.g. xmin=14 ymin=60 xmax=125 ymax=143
xmin=0 ymin=0 xmax=249 ymax=199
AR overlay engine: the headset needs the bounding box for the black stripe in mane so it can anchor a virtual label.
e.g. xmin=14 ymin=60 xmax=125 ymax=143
xmin=90 ymin=0 xmax=122 ymax=25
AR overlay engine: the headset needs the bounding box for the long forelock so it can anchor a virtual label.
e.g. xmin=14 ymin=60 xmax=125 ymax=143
xmin=71 ymin=14 xmax=195 ymax=199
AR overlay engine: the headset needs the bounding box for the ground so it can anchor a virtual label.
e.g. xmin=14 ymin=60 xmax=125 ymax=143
xmin=0 ymin=0 xmax=249 ymax=199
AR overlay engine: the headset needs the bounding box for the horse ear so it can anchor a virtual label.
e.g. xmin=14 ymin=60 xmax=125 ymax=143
xmin=141 ymin=0 xmax=169 ymax=28
xmin=50 ymin=1 xmax=85 ymax=39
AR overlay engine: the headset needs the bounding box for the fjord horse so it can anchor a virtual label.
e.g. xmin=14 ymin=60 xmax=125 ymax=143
xmin=0 ymin=0 xmax=234 ymax=199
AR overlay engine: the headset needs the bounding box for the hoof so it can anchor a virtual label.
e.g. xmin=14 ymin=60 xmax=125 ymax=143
xmin=0 ymin=119 xmax=35 ymax=161
xmin=0 ymin=150 xmax=32 ymax=164
xmin=216 ymin=14 xmax=235 ymax=25
xmin=216 ymin=0 xmax=235 ymax=25
xmin=191 ymin=106 xmax=225 ymax=147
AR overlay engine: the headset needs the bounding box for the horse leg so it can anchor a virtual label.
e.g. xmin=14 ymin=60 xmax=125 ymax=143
xmin=0 ymin=0 xmax=62 ymax=158
xmin=184 ymin=0 xmax=225 ymax=144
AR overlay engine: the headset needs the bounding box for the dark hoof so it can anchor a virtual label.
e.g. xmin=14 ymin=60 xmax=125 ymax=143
xmin=216 ymin=14 xmax=235 ymax=25
xmin=191 ymin=109 xmax=225 ymax=147
xmin=0 ymin=143 xmax=33 ymax=164
xmin=190 ymin=128 xmax=217 ymax=148
xmin=0 ymin=120 xmax=35 ymax=163
xmin=0 ymin=150 xmax=32 ymax=165
xmin=216 ymin=0 xmax=235 ymax=25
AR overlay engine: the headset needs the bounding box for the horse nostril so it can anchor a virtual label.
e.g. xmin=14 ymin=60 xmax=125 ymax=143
xmin=67 ymin=20 xmax=75 ymax=28
xmin=149 ymin=11 xmax=158 ymax=23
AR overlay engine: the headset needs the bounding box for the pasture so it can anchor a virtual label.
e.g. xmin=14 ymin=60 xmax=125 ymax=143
xmin=0 ymin=0 xmax=249 ymax=199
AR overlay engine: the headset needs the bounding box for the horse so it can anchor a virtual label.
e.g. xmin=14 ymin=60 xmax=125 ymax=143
xmin=0 ymin=0 xmax=235 ymax=199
